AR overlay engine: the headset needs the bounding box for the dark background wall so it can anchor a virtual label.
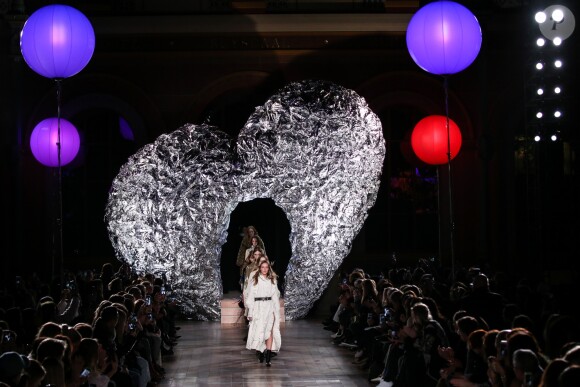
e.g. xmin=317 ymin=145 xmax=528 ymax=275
xmin=1 ymin=0 xmax=579 ymax=290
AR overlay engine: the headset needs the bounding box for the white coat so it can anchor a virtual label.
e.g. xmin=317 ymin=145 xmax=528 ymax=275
xmin=245 ymin=274 xmax=281 ymax=352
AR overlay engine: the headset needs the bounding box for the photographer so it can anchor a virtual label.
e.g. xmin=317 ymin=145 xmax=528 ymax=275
xmin=118 ymin=306 xmax=156 ymax=387
xmin=36 ymin=284 xmax=81 ymax=326
xmin=56 ymin=279 xmax=82 ymax=325
xmin=368 ymin=288 xmax=407 ymax=383
xmin=130 ymin=298 xmax=164 ymax=383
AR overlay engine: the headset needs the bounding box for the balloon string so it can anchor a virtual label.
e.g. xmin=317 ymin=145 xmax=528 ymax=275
xmin=443 ymin=75 xmax=456 ymax=283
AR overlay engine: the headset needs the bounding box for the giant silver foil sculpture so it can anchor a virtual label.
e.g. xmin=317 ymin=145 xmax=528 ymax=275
xmin=106 ymin=80 xmax=385 ymax=320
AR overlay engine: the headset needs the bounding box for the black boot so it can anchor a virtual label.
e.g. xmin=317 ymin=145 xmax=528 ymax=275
xmin=258 ymin=351 xmax=265 ymax=363
xmin=265 ymin=349 xmax=272 ymax=366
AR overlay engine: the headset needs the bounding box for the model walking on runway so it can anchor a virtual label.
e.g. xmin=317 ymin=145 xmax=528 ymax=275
xmin=245 ymin=261 xmax=281 ymax=366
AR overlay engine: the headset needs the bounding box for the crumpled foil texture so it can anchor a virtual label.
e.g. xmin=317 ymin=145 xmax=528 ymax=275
xmin=105 ymin=80 xmax=385 ymax=320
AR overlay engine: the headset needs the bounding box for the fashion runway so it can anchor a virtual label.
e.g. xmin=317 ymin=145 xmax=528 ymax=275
xmin=159 ymin=319 xmax=369 ymax=386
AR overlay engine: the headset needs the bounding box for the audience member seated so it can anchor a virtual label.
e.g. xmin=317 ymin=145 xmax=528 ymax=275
xmin=321 ymin=263 xmax=580 ymax=387
xmin=0 ymin=262 xmax=181 ymax=387
xmin=0 ymin=351 xmax=29 ymax=387
xmin=22 ymin=358 xmax=45 ymax=387
xmin=459 ymin=274 xmax=505 ymax=330
xmin=41 ymin=356 xmax=66 ymax=386
xmin=558 ymin=365 xmax=580 ymax=387
xmin=512 ymin=348 xmax=543 ymax=386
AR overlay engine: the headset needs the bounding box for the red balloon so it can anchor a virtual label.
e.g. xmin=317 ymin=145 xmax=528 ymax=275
xmin=411 ymin=115 xmax=462 ymax=165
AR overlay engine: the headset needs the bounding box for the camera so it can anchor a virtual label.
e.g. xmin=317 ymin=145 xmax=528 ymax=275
xmin=160 ymin=286 xmax=166 ymax=295
xmin=384 ymin=308 xmax=392 ymax=322
xmin=145 ymin=295 xmax=152 ymax=306
xmin=500 ymin=340 xmax=508 ymax=358
xmin=3 ymin=330 xmax=15 ymax=342
xmin=128 ymin=313 xmax=138 ymax=331
xmin=80 ymin=368 xmax=90 ymax=378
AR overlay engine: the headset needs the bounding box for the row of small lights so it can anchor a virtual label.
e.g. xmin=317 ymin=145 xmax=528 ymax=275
xmin=534 ymin=134 xmax=559 ymax=142
xmin=531 ymin=6 xmax=574 ymax=142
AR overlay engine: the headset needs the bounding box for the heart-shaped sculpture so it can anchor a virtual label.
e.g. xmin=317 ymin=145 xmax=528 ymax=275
xmin=106 ymin=80 xmax=385 ymax=320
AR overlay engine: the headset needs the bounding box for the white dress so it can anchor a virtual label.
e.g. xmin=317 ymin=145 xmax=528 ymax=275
xmin=245 ymin=275 xmax=281 ymax=352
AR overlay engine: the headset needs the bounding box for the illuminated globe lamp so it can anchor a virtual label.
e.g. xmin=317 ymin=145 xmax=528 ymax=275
xmin=406 ymin=1 xmax=482 ymax=75
xmin=411 ymin=115 xmax=462 ymax=165
xmin=21 ymin=5 xmax=93 ymax=289
xmin=20 ymin=4 xmax=95 ymax=79
xmin=30 ymin=118 xmax=80 ymax=167
xmin=406 ymin=1 xmax=477 ymax=280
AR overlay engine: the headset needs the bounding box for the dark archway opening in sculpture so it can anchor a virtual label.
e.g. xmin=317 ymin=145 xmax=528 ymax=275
xmin=220 ymin=198 xmax=292 ymax=295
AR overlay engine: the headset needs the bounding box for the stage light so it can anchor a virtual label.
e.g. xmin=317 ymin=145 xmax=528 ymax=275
xmin=552 ymin=9 xmax=564 ymax=23
xmin=21 ymin=4 xmax=95 ymax=289
xmin=536 ymin=62 xmax=544 ymax=70
xmin=405 ymin=1 xmax=482 ymax=75
xmin=536 ymin=112 xmax=543 ymax=119
xmin=534 ymin=135 xmax=541 ymax=142
xmin=554 ymin=110 xmax=562 ymax=118
xmin=536 ymin=37 xmax=546 ymax=46
xmin=554 ymin=59 xmax=562 ymax=68
xmin=535 ymin=11 xmax=547 ymax=23
xmin=537 ymin=5 xmax=575 ymax=42
xmin=554 ymin=87 xmax=561 ymax=94
xmin=20 ymin=5 xmax=95 ymax=79
xmin=411 ymin=115 xmax=462 ymax=165
xmin=537 ymin=88 xmax=544 ymax=95
xmin=30 ymin=117 xmax=80 ymax=167
xmin=551 ymin=134 xmax=558 ymax=141
xmin=405 ymin=1 xmax=480 ymax=281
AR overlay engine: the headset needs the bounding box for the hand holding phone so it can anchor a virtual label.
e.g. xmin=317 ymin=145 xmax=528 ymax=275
xmin=379 ymin=314 xmax=386 ymax=325
xmin=501 ymin=339 xmax=508 ymax=353
xmin=127 ymin=312 xmax=139 ymax=331
xmin=2 ymin=330 xmax=16 ymax=343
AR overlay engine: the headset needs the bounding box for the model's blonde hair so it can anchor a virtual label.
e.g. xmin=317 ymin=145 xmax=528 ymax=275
xmin=253 ymin=260 xmax=277 ymax=285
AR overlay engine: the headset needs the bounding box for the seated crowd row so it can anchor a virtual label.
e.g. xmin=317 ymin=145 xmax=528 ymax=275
xmin=323 ymin=260 xmax=580 ymax=387
xmin=0 ymin=263 xmax=180 ymax=387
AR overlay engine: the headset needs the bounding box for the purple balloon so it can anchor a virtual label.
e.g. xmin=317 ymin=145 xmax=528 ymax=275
xmin=30 ymin=118 xmax=80 ymax=167
xmin=119 ymin=116 xmax=135 ymax=141
xmin=406 ymin=1 xmax=482 ymax=75
xmin=20 ymin=5 xmax=95 ymax=79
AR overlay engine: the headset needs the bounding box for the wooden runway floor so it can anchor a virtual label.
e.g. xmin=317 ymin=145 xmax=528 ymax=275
xmin=159 ymin=319 xmax=371 ymax=386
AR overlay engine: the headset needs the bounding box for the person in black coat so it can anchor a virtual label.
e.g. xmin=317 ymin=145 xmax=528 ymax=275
xmin=459 ymin=274 xmax=505 ymax=329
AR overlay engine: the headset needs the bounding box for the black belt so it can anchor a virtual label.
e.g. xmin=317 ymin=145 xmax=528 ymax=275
xmin=254 ymin=297 xmax=272 ymax=301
